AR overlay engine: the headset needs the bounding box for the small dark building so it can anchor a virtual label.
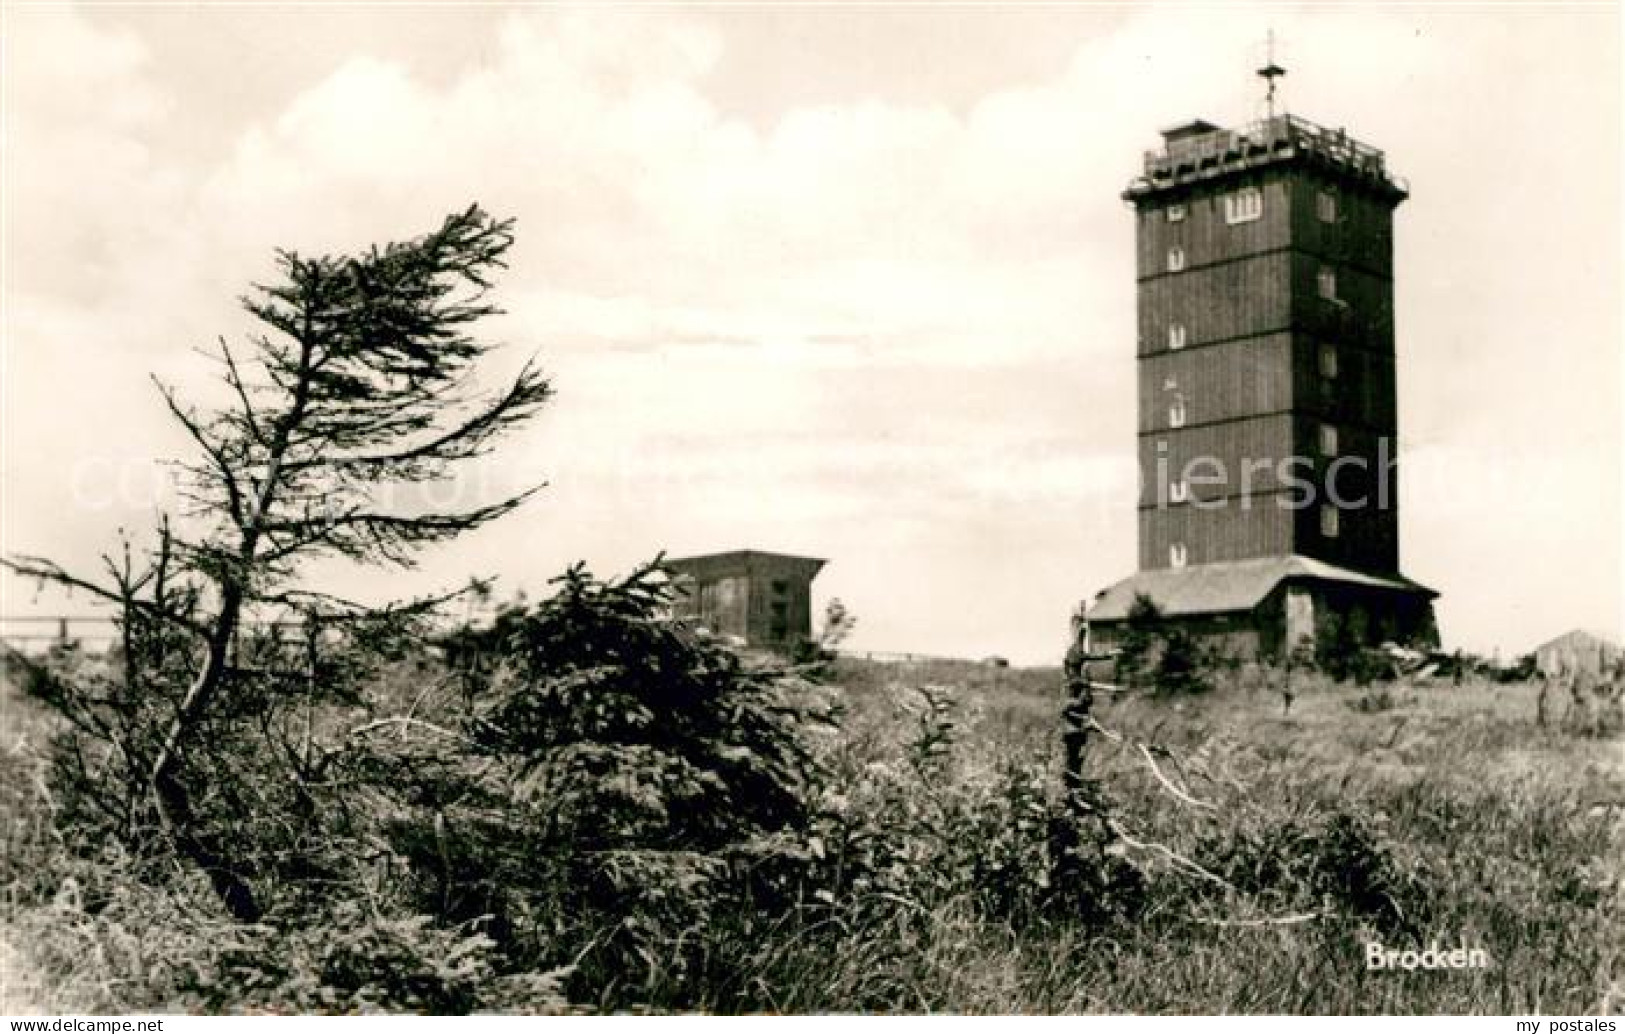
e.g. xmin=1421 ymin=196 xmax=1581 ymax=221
xmin=1087 ymin=95 xmax=1438 ymax=659
xmin=666 ymin=550 xmax=826 ymax=652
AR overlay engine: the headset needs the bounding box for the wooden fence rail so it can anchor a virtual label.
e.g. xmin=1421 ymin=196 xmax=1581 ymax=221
xmin=2 ymin=618 xmax=1000 ymax=671
xmin=0 ymin=615 xmax=313 ymax=651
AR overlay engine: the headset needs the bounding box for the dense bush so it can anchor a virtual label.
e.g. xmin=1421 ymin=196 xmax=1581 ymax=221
xmin=1151 ymin=626 xmax=1211 ymax=697
xmin=1114 ymin=594 xmax=1162 ymax=687
xmin=216 ymin=905 xmax=507 ymax=1014
xmin=1113 ymin=595 xmax=1213 ymax=696
xmin=1312 ymin=610 xmax=1404 ymax=685
xmin=390 ymin=561 xmax=839 ymax=1002
xmin=1194 ymin=810 xmax=1434 ymax=937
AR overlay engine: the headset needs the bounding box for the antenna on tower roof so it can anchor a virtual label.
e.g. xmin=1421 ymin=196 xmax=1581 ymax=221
xmin=1257 ymin=29 xmax=1287 ymax=120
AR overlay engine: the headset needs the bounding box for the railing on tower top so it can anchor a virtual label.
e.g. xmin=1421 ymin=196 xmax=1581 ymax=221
xmin=1135 ymin=113 xmax=1401 ymax=190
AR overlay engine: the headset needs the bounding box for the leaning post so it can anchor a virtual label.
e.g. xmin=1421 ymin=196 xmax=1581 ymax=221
xmin=1052 ymin=607 xmax=1120 ymax=904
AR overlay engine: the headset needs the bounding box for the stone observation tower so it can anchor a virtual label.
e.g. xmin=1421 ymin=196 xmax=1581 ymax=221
xmin=1087 ymin=63 xmax=1438 ymax=658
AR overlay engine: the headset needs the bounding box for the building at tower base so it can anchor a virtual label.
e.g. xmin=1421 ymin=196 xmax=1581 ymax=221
xmin=1087 ymin=555 xmax=1436 ymax=662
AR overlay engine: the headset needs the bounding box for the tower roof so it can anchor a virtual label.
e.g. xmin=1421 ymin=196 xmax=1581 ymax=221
xmin=1124 ymin=113 xmax=1407 ymax=203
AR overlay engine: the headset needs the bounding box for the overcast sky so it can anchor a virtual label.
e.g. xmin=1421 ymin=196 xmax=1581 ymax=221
xmin=2 ymin=3 xmax=1619 ymax=663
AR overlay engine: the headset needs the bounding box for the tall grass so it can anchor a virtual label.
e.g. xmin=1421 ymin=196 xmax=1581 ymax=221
xmin=2 ymin=658 xmax=1620 ymax=1013
xmin=733 ymin=659 xmax=1623 ymax=1013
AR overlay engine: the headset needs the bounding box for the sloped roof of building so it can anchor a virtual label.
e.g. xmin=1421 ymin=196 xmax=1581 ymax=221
xmin=1086 ymin=555 xmax=1435 ymax=623
xmin=1531 ymin=628 xmax=1620 ymax=653
xmin=1529 ymin=628 xmax=1621 ymax=671
xmin=665 ymin=549 xmax=827 ymax=577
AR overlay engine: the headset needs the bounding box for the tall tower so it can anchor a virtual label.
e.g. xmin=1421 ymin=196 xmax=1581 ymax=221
xmin=1087 ymin=96 xmax=1437 ymax=657
xmin=1128 ymin=113 xmax=1405 ymax=574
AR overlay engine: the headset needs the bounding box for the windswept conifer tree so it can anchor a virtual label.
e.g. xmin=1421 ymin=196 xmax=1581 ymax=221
xmin=4 ymin=206 xmax=549 ymax=919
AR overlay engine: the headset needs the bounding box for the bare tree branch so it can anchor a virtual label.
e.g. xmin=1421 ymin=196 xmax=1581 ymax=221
xmin=0 ymin=555 xmax=208 ymax=638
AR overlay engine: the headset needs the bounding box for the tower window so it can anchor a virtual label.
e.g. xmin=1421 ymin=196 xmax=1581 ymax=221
xmin=1170 ymin=479 xmax=1189 ymax=503
xmin=1168 ymin=323 xmax=1187 ymax=350
xmin=1317 ymin=190 xmax=1338 ymax=223
xmin=1320 ymin=504 xmax=1340 ymax=539
xmin=1318 ymin=342 xmax=1338 ymax=379
xmin=1166 ymin=203 xmax=1186 ymax=223
xmin=1169 ymin=395 xmax=1187 ymax=428
xmin=1318 ymin=422 xmax=1339 ymax=457
xmin=1317 ymin=266 xmax=1339 ymax=301
xmin=1169 ymin=543 xmax=1188 ymax=568
xmin=1224 ymin=187 xmax=1263 ymax=224
xmin=1166 ymin=246 xmax=1186 ymax=272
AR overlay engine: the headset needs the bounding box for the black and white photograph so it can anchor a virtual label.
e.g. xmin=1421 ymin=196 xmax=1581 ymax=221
xmin=0 ymin=1 xmax=1620 ymax=1018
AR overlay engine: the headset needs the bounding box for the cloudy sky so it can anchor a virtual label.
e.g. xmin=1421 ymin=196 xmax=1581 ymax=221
xmin=2 ymin=3 xmax=1619 ymax=663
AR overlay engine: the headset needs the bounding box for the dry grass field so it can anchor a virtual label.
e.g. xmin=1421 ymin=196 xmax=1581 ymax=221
xmin=811 ymin=658 xmax=1624 ymax=1013
xmin=1 ymin=653 xmax=1620 ymax=1014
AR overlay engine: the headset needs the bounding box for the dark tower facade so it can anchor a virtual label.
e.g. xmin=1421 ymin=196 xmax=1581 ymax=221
xmin=1088 ymin=113 xmax=1437 ymax=658
xmin=1128 ymin=115 xmax=1404 ymax=573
